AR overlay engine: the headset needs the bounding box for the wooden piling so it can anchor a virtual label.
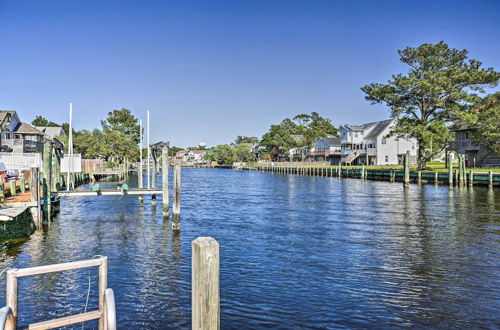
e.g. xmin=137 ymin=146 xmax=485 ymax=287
xmin=434 ymin=171 xmax=438 ymax=185
xmin=31 ymin=168 xmax=42 ymax=229
xmin=448 ymin=154 xmax=453 ymax=187
xmin=6 ymin=269 xmax=18 ymax=328
xmin=9 ymin=180 xmax=16 ymax=197
xmin=162 ymin=146 xmax=169 ymax=217
xmin=20 ymin=178 xmax=25 ymax=193
xmin=458 ymin=155 xmax=465 ymax=186
xmin=489 ymin=171 xmax=493 ymax=186
xmin=43 ymin=141 xmax=53 ymax=221
xmin=403 ymin=151 xmax=410 ymax=186
xmin=192 ymin=237 xmax=220 ymax=330
xmin=469 ymin=170 xmax=473 ymax=186
xmin=172 ymin=163 xmax=181 ymax=231
xmin=417 ymin=171 xmax=421 ymax=184
xmin=338 ymin=163 xmax=341 ymax=178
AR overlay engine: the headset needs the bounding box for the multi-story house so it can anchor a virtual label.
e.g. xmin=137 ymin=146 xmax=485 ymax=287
xmin=338 ymin=119 xmax=417 ymax=165
xmin=452 ymin=127 xmax=500 ymax=167
xmin=0 ymin=110 xmax=45 ymax=153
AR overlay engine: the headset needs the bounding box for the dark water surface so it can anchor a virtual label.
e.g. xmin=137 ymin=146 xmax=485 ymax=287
xmin=0 ymin=169 xmax=499 ymax=329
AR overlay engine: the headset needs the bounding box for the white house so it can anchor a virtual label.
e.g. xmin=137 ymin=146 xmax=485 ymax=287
xmin=339 ymin=119 xmax=417 ymax=165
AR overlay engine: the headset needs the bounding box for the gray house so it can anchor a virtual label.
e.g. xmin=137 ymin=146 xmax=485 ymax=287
xmin=309 ymin=136 xmax=341 ymax=164
xmin=452 ymin=127 xmax=500 ymax=167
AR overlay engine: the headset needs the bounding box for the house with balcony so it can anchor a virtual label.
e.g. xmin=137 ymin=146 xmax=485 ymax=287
xmin=338 ymin=119 xmax=417 ymax=165
xmin=309 ymin=136 xmax=341 ymax=164
xmin=452 ymin=127 xmax=500 ymax=167
xmin=0 ymin=111 xmax=46 ymax=153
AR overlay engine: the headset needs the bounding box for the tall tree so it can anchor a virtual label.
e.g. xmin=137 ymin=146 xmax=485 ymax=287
xmin=361 ymin=41 xmax=499 ymax=169
xmin=260 ymin=118 xmax=301 ymax=150
xmin=233 ymin=143 xmax=254 ymax=162
xmin=101 ymin=108 xmax=140 ymax=161
xmin=293 ymin=112 xmax=337 ymax=149
xmin=204 ymin=144 xmax=234 ymax=165
xmin=31 ymin=115 xmax=61 ymax=127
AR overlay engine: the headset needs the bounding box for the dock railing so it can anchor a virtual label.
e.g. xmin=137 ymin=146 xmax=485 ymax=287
xmin=2 ymin=256 xmax=115 ymax=330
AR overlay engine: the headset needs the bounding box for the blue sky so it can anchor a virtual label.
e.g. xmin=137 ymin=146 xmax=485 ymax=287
xmin=0 ymin=0 xmax=499 ymax=147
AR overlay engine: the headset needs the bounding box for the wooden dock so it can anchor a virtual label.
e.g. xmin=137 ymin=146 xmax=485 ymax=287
xmin=54 ymin=189 xmax=162 ymax=197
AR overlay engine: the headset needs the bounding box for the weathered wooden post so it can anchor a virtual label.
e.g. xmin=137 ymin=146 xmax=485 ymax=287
xmin=469 ymin=170 xmax=474 ymax=186
xmin=417 ymin=171 xmax=421 ymax=184
xmin=192 ymin=237 xmax=220 ymax=330
xmin=31 ymin=167 xmax=42 ymax=229
xmin=338 ymin=162 xmax=341 ymax=178
xmin=9 ymin=180 xmax=16 ymax=197
xmin=448 ymin=154 xmax=453 ymax=187
xmin=403 ymin=151 xmax=410 ymax=186
xmin=489 ymin=171 xmax=493 ymax=186
xmin=361 ymin=165 xmax=365 ymax=180
xmin=6 ymin=269 xmax=18 ymax=329
xmin=458 ymin=155 xmax=465 ymax=186
xmin=162 ymin=145 xmax=169 ymax=217
xmin=20 ymin=178 xmax=25 ymax=193
xmin=434 ymin=171 xmax=438 ymax=185
xmin=172 ymin=163 xmax=181 ymax=231
xmin=54 ymin=149 xmax=61 ymax=190
xmin=43 ymin=141 xmax=53 ymax=221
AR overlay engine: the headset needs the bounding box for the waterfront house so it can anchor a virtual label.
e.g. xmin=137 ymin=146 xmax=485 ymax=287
xmin=451 ymin=127 xmax=500 ymax=167
xmin=0 ymin=111 xmax=45 ymax=153
xmin=309 ymin=136 xmax=341 ymax=164
xmin=338 ymin=119 xmax=417 ymax=165
xmin=175 ymin=150 xmax=189 ymax=163
xmin=186 ymin=150 xmax=207 ymax=164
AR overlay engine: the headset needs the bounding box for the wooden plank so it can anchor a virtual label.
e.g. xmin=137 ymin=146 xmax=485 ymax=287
xmin=13 ymin=258 xmax=104 ymax=277
xmin=29 ymin=310 xmax=101 ymax=329
xmin=192 ymin=237 xmax=220 ymax=330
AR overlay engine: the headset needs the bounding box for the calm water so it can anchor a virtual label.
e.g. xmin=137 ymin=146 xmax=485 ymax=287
xmin=0 ymin=169 xmax=499 ymax=329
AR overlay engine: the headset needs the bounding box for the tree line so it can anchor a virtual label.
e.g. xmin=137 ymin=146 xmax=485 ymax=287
xmin=32 ymin=108 xmax=140 ymax=163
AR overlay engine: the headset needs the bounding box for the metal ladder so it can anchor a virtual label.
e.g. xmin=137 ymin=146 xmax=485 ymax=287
xmin=0 ymin=256 xmax=116 ymax=330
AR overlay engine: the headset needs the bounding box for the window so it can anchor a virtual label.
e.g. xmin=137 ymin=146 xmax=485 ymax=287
xmin=14 ymin=134 xmax=21 ymax=139
xmin=385 ymin=156 xmax=388 ymax=162
xmin=354 ymin=133 xmax=358 ymax=138
xmin=5 ymin=133 xmax=11 ymax=139
xmin=382 ymin=138 xmax=386 ymax=144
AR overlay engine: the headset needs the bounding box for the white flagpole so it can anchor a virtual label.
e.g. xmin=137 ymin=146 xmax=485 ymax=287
xmin=66 ymin=102 xmax=73 ymax=191
xmin=139 ymin=119 xmax=143 ymax=189
xmin=147 ymin=110 xmax=150 ymax=189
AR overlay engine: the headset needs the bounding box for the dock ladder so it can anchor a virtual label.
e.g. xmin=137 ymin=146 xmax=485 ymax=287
xmin=0 ymin=256 xmax=115 ymax=330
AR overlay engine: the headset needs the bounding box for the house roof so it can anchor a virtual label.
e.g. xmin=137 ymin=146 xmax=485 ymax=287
xmin=35 ymin=126 xmax=65 ymax=138
xmin=190 ymin=150 xmax=205 ymax=154
xmin=0 ymin=111 xmax=16 ymax=127
xmin=364 ymin=119 xmax=393 ymax=138
xmin=341 ymin=119 xmax=394 ymax=138
xmin=316 ymin=136 xmax=340 ymax=146
xmin=14 ymin=122 xmax=44 ymax=135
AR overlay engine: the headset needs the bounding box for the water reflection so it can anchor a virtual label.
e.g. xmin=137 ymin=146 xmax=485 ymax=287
xmin=0 ymin=169 xmax=497 ymax=328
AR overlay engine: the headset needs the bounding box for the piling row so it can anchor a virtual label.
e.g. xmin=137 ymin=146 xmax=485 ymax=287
xmin=253 ymin=164 xmax=498 ymax=187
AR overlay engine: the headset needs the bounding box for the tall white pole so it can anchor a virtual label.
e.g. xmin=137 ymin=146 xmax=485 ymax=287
xmin=66 ymin=102 xmax=73 ymax=191
xmin=147 ymin=110 xmax=151 ymax=189
xmin=139 ymin=119 xmax=143 ymax=189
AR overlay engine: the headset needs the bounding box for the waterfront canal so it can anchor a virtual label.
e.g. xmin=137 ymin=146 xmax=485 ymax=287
xmin=0 ymin=168 xmax=498 ymax=328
